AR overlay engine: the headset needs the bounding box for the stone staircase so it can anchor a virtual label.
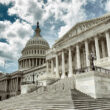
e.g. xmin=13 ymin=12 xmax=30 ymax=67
xmin=0 ymin=88 xmax=110 ymax=110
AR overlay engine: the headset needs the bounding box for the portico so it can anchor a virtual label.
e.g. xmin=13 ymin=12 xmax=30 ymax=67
xmin=46 ymin=28 xmax=110 ymax=78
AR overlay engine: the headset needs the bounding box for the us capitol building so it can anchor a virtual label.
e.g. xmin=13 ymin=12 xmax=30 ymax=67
xmin=1 ymin=13 xmax=110 ymax=109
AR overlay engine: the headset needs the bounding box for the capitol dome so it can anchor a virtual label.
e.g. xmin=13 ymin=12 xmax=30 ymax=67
xmin=18 ymin=22 xmax=50 ymax=70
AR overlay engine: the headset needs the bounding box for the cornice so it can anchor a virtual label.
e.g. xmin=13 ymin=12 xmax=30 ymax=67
xmin=54 ymin=13 xmax=110 ymax=47
xmin=23 ymin=64 xmax=46 ymax=75
xmin=19 ymin=55 xmax=46 ymax=61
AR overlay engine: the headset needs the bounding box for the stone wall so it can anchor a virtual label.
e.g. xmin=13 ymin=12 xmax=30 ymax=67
xmin=21 ymin=84 xmax=37 ymax=94
xmin=75 ymin=71 xmax=110 ymax=98
xmin=36 ymin=77 xmax=75 ymax=94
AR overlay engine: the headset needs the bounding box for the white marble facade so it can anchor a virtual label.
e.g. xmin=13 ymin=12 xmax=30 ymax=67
xmin=46 ymin=14 xmax=110 ymax=79
xmin=0 ymin=13 xmax=110 ymax=99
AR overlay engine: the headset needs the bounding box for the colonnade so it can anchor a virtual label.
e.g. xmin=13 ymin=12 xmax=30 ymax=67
xmin=46 ymin=31 xmax=110 ymax=79
xmin=8 ymin=77 xmax=20 ymax=92
xmin=0 ymin=80 xmax=7 ymax=92
xmin=0 ymin=77 xmax=20 ymax=94
xmin=19 ymin=58 xmax=45 ymax=69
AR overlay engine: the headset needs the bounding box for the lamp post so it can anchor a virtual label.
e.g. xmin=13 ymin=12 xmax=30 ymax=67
xmin=32 ymin=73 xmax=35 ymax=84
xmin=89 ymin=52 xmax=96 ymax=70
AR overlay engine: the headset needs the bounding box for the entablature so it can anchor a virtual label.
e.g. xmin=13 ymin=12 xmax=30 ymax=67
xmin=54 ymin=15 xmax=110 ymax=48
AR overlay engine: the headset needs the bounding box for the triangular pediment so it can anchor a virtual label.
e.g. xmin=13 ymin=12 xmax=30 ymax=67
xmin=54 ymin=13 xmax=110 ymax=46
xmin=74 ymin=13 xmax=110 ymax=33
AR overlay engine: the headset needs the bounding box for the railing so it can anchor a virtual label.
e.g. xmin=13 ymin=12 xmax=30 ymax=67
xmin=94 ymin=66 xmax=110 ymax=74
xmin=21 ymin=81 xmax=34 ymax=85
xmin=74 ymin=66 xmax=110 ymax=74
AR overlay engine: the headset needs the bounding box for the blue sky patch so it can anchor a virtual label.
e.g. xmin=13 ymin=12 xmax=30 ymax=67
xmin=0 ymin=2 xmax=18 ymax=23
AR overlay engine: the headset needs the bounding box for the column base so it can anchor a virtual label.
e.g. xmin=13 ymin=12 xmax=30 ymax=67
xmin=61 ymin=74 xmax=66 ymax=79
xmin=56 ymin=74 xmax=60 ymax=78
xmin=68 ymin=73 xmax=73 ymax=77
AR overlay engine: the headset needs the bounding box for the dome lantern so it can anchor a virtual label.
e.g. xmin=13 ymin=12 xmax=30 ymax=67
xmin=35 ymin=22 xmax=41 ymax=37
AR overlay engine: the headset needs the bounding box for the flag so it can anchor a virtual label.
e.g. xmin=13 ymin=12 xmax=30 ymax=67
xmin=0 ymin=59 xmax=5 ymax=68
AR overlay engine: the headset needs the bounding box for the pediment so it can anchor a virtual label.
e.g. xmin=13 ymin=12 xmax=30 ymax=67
xmin=74 ymin=14 xmax=110 ymax=34
xmin=55 ymin=13 xmax=110 ymax=46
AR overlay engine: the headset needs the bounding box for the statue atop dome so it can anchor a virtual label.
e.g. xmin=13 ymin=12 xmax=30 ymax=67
xmin=35 ymin=21 xmax=41 ymax=37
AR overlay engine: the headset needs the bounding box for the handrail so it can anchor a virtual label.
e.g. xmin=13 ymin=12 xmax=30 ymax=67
xmin=21 ymin=81 xmax=34 ymax=85
xmin=74 ymin=66 xmax=110 ymax=74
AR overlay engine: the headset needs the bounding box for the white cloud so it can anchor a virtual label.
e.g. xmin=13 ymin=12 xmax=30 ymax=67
xmin=0 ymin=20 xmax=33 ymax=71
xmin=105 ymin=0 xmax=110 ymax=11
xmin=8 ymin=0 xmax=45 ymax=25
xmin=0 ymin=0 xmax=14 ymax=5
xmin=54 ymin=0 xmax=87 ymax=37
xmin=0 ymin=0 xmax=91 ymax=72
xmin=8 ymin=0 xmax=87 ymax=34
xmin=0 ymin=57 xmax=5 ymax=67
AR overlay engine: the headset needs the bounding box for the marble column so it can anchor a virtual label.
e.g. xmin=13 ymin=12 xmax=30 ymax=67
xmin=68 ymin=47 xmax=73 ymax=77
xmin=95 ymin=37 xmax=100 ymax=60
xmin=26 ymin=60 xmax=28 ymax=68
xmin=101 ymin=40 xmax=106 ymax=58
xmin=16 ymin=77 xmax=18 ymax=91
xmin=25 ymin=60 xmax=27 ymax=68
xmin=21 ymin=61 xmax=22 ymax=68
xmin=32 ymin=59 xmax=34 ymax=67
xmin=61 ymin=50 xmax=66 ymax=79
xmin=29 ymin=59 xmax=31 ymax=67
xmin=5 ymin=80 xmax=7 ymax=92
xmin=56 ymin=54 xmax=60 ymax=78
xmin=23 ymin=60 xmax=24 ymax=68
xmin=46 ymin=61 xmax=49 ymax=74
xmin=105 ymin=31 xmax=110 ymax=57
xmin=36 ymin=59 xmax=37 ymax=66
xmin=39 ymin=59 xmax=41 ymax=65
xmin=85 ymin=41 xmax=90 ymax=66
xmin=51 ymin=59 xmax=54 ymax=74
xmin=76 ymin=45 xmax=81 ymax=69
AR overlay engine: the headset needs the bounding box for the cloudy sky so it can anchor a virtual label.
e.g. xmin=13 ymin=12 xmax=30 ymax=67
xmin=0 ymin=0 xmax=110 ymax=73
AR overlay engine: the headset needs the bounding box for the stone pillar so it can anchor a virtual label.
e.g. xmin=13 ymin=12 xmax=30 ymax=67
xmin=22 ymin=61 xmax=23 ymax=68
xmin=23 ymin=60 xmax=24 ymax=68
xmin=13 ymin=79 xmax=15 ymax=91
xmin=23 ymin=61 xmax=24 ymax=68
xmin=26 ymin=60 xmax=28 ymax=68
xmin=51 ymin=59 xmax=54 ymax=74
xmin=21 ymin=61 xmax=22 ymax=68
xmin=25 ymin=60 xmax=27 ymax=68
xmin=39 ymin=59 xmax=41 ymax=65
xmin=61 ymin=50 xmax=66 ymax=79
xmin=32 ymin=59 xmax=34 ymax=67
xmin=95 ymin=37 xmax=100 ymax=60
xmin=68 ymin=47 xmax=73 ymax=77
xmin=101 ymin=40 xmax=106 ymax=58
xmin=105 ymin=31 xmax=110 ymax=57
xmin=16 ymin=77 xmax=18 ymax=91
xmin=28 ymin=59 xmax=29 ymax=68
xmin=85 ymin=41 xmax=90 ymax=66
xmin=76 ymin=45 xmax=81 ymax=69
xmin=46 ymin=61 xmax=49 ymax=74
xmin=29 ymin=59 xmax=31 ymax=67
xmin=11 ymin=79 xmax=13 ymax=92
xmin=5 ymin=80 xmax=7 ymax=92
xmin=36 ymin=59 xmax=37 ymax=66
xmin=56 ymin=54 xmax=60 ymax=78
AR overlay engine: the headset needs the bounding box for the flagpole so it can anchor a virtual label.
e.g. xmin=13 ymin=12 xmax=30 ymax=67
xmin=3 ymin=60 xmax=6 ymax=74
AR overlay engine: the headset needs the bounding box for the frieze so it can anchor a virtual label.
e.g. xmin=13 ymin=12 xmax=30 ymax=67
xmin=54 ymin=15 xmax=110 ymax=47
